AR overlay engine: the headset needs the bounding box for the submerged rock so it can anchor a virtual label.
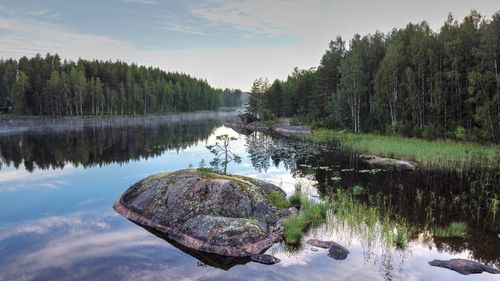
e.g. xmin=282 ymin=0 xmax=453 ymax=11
xmin=250 ymin=254 xmax=281 ymax=265
xmin=306 ymin=239 xmax=334 ymax=249
xmin=360 ymin=155 xmax=416 ymax=170
xmin=328 ymin=242 xmax=350 ymax=260
xmin=429 ymin=259 xmax=500 ymax=275
xmin=113 ymin=169 xmax=291 ymax=257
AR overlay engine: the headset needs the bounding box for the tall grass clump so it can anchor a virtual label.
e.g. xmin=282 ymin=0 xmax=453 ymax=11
xmin=431 ymin=222 xmax=467 ymax=238
xmin=288 ymin=193 xmax=302 ymax=207
xmin=267 ymin=191 xmax=290 ymax=208
xmin=283 ymin=195 xmax=328 ymax=246
xmin=330 ymin=189 xmax=415 ymax=248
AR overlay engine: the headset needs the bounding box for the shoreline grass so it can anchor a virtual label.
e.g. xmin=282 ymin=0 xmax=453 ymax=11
xmin=330 ymin=189 xmax=415 ymax=248
xmin=306 ymin=129 xmax=500 ymax=168
xmin=431 ymin=222 xmax=468 ymax=238
xmin=283 ymin=195 xmax=327 ymax=246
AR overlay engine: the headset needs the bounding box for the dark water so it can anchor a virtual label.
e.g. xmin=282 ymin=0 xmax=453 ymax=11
xmin=0 ymin=115 xmax=498 ymax=281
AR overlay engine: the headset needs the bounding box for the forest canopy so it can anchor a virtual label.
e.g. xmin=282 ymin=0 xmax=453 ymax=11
xmin=0 ymin=54 xmax=242 ymax=116
xmin=247 ymin=10 xmax=500 ymax=143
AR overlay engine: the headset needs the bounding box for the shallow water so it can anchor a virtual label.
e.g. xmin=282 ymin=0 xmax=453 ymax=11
xmin=0 ymin=116 xmax=498 ymax=281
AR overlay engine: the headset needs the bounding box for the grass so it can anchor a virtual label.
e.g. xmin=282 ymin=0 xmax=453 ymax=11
xmin=283 ymin=195 xmax=327 ymax=246
xmin=307 ymin=129 xmax=500 ymax=168
xmin=288 ymin=193 xmax=302 ymax=206
xmin=431 ymin=222 xmax=467 ymax=238
xmin=268 ymin=191 xmax=290 ymax=208
xmin=330 ymin=189 xmax=415 ymax=248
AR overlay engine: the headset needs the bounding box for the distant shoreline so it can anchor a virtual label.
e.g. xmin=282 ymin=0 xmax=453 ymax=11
xmin=0 ymin=110 xmax=240 ymax=135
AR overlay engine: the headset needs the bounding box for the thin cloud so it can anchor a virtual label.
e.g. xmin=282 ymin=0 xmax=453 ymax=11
xmin=123 ymin=0 xmax=160 ymax=5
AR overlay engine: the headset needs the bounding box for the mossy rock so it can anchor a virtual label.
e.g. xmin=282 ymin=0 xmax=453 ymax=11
xmin=114 ymin=169 xmax=290 ymax=257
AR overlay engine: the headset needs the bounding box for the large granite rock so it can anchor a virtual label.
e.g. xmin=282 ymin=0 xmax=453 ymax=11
xmin=429 ymin=259 xmax=500 ymax=275
xmin=113 ymin=170 xmax=290 ymax=257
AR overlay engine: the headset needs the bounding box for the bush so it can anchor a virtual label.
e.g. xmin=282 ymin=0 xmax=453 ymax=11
xmin=455 ymin=126 xmax=467 ymax=141
xmin=352 ymin=185 xmax=365 ymax=195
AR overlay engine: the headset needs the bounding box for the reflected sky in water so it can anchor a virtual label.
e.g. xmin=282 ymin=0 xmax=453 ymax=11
xmin=0 ymin=124 xmax=498 ymax=281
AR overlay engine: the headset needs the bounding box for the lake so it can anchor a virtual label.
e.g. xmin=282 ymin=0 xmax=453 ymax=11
xmin=0 ymin=113 xmax=498 ymax=281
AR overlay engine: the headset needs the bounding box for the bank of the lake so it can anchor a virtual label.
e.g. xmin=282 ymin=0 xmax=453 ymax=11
xmin=306 ymin=129 xmax=500 ymax=168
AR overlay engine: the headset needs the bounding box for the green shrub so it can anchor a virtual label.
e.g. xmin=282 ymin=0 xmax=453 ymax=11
xmin=352 ymin=185 xmax=365 ymax=195
xmin=455 ymin=126 xmax=467 ymax=141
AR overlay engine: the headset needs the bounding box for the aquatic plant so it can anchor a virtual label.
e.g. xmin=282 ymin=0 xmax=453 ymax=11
xmin=330 ymin=189 xmax=415 ymax=248
xmin=283 ymin=196 xmax=327 ymax=246
xmin=431 ymin=222 xmax=467 ymax=238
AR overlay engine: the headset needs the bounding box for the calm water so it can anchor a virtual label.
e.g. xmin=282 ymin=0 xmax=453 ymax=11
xmin=0 ymin=114 xmax=498 ymax=281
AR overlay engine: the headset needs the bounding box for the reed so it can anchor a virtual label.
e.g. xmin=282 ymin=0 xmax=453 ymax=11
xmin=307 ymin=129 xmax=500 ymax=168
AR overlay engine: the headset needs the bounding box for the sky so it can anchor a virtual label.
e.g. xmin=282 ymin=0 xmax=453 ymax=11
xmin=0 ymin=0 xmax=498 ymax=91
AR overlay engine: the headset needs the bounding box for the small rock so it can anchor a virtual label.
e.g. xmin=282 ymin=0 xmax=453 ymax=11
xmin=360 ymin=155 xmax=416 ymax=170
xmin=311 ymin=247 xmax=318 ymax=252
xmin=288 ymin=207 xmax=299 ymax=217
xmin=429 ymin=259 xmax=500 ymax=275
xmin=250 ymin=254 xmax=280 ymax=265
xmin=328 ymin=242 xmax=349 ymax=260
xmin=306 ymin=239 xmax=334 ymax=249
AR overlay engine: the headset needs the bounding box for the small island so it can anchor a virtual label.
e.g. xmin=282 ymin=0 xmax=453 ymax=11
xmin=113 ymin=169 xmax=294 ymax=258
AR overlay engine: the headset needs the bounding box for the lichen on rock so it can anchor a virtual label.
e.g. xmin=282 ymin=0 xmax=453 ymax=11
xmin=113 ymin=169 xmax=291 ymax=257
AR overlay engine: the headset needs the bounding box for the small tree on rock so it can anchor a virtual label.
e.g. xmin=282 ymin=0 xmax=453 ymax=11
xmin=206 ymin=134 xmax=241 ymax=175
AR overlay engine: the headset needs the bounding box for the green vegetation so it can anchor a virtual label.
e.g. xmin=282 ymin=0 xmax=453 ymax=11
xmin=288 ymin=193 xmax=302 ymax=206
xmin=247 ymin=11 xmax=500 ymax=143
xmin=196 ymin=167 xmax=215 ymax=178
xmin=308 ymin=129 xmax=500 ymax=167
xmin=431 ymin=222 xmax=468 ymax=238
xmin=283 ymin=195 xmax=327 ymax=246
xmin=206 ymin=134 xmax=242 ymax=175
xmin=330 ymin=189 xmax=415 ymax=248
xmin=352 ymin=185 xmax=365 ymax=195
xmin=0 ymin=54 xmax=242 ymax=116
xmin=268 ymin=191 xmax=290 ymax=208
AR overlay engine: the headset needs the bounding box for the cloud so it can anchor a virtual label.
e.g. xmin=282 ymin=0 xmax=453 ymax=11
xmin=0 ymin=209 xmax=113 ymax=241
xmin=0 ymin=13 xmax=317 ymax=90
xmin=1 ymin=0 xmax=499 ymax=91
xmin=0 ymin=164 xmax=75 ymax=191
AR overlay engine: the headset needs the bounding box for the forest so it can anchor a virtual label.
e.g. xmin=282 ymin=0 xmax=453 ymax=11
xmin=247 ymin=11 xmax=500 ymax=143
xmin=0 ymin=54 xmax=241 ymax=116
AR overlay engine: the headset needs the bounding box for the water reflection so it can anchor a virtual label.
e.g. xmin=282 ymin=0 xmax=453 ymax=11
xmin=0 ymin=119 xmax=498 ymax=281
xmin=0 ymin=114 xmax=228 ymax=172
